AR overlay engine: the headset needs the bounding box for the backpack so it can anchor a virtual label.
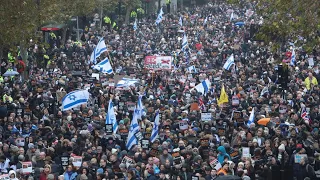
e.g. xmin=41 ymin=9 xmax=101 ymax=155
xmin=306 ymin=164 xmax=316 ymax=178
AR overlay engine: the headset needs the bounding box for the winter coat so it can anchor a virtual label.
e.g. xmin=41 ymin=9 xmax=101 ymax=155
xmin=8 ymin=170 xmax=19 ymax=180
xmin=64 ymin=171 xmax=78 ymax=180
xmin=217 ymin=146 xmax=231 ymax=164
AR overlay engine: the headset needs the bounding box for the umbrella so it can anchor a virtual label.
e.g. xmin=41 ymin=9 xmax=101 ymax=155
xmin=234 ymin=22 xmax=245 ymax=26
xmin=215 ymin=175 xmax=242 ymax=180
xmin=3 ymin=70 xmax=19 ymax=76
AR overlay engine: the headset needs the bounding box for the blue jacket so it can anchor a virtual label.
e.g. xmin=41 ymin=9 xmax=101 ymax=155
xmin=64 ymin=172 xmax=77 ymax=180
xmin=217 ymin=146 xmax=231 ymax=164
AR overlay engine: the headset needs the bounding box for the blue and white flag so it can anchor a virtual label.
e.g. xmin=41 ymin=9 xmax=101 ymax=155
xmin=92 ymin=57 xmax=113 ymax=74
xmin=187 ymin=65 xmax=197 ymax=73
xmin=203 ymin=16 xmax=208 ymax=26
xmin=126 ymin=109 xmax=140 ymax=150
xmin=230 ymin=11 xmax=234 ymax=22
xmin=150 ymin=110 xmax=160 ymax=143
xmin=290 ymin=49 xmax=296 ymax=66
xmin=155 ymin=8 xmax=164 ymax=25
xmin=194 ymin=79 xmax=211 ymax=95
xmin=181 ymin=34 xmax=188 ymax=51
xmin=133 ymin=19 xmax=138 ymax=31
xmin=247 ymin=107 xmax=255 ymax=127
xmin=106 ymin=99 xmax=119 ymax=133
xmin=90 ymin=38 xmax=108 ymax=64
xmin=116 ymin=78 xmax=139 ymax=88
xmin=12 ymin=125 xmax=19 ymax=133
xmin=31 ymin=124 xmax=38 ymax=130
xmin=179 ymin=16 xmax=183 ymax=26
xmin=223 ymin=54 xmax=235 ymax=70
xmin=137 ymin=95 xmax=145 ymax=120
xmin=62 ymin=90 xmax=90 ymax=111
xmin=260 ymin=86 xmax=269 ymax=97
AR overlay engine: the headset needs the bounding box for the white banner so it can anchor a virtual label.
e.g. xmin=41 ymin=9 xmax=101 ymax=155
xmin=201 ymin=113 xmax=212 ymax=121
xmin=179 ymin=120 xmax=188 ymax=130
xmin=144 ymin=56 xmax=172 ymax=70
xmin=72 ymin=156 xmax=83 ymax=167
xmin=22 ymin=162 xmax=32 ymax=174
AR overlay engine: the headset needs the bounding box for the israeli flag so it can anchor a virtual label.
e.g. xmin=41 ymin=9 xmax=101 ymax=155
xmin=155 ymin=8 xmax=164 ymax=25
xmin=31 ymin=124 xmax=38 ymax=130
xmin=150 ymin=110 xmax=160 ymax=143
xmin=133 ymin=19 xmax=138 ymax=31
xmin=223 ymin=54 xmax=235 ymax=70
xmin=290 ymin=49 xmax=296 ymax=66
xmin=203 ymin=16 xmax=208 ymax=26
xmin=194 ymin=79 xmax=211 ymax=95
xmin=12 ymin=125 xmax=19 ymax=133
xmin=230 ymin=11 xmax=234 ymax=22
xmin=90 ymin=38 xmax=107 ymax=64
xmin=181 ymin=34 xmax=188 ymax=51
xmin=187 ymin=65 xmax=197 ymax=73
xmin=62 ymin=90 xmax=90 ymax=111
xmin=126 ymin=109 xmax=140 ymax=150
xmin=260 ymin=86 xmax=269 ymax=97
xmin=179 ymin=16 xmax=183 ymax=26
xmin=247 ymin=107 xmax=255 ymax=127
xmin=106 ymin=100 xmax=118 ymax=133
xmin=116 ymin=78 xmax=139 ymax=88
xmin=137 ymin=95 xmax=145 ymax=120
xmin=92 ymin=57 xmax=113 ymax=74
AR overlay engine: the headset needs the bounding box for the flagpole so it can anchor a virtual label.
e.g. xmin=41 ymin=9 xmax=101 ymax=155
xmin=106 ymin=51 xmax=115 ymax=74
xmin=106 ymin=52 xmax=113 ymax=66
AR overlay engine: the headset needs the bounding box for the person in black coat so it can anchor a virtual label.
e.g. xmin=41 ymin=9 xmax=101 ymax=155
xmin=296 ymin=157 xmax=309 ymax=180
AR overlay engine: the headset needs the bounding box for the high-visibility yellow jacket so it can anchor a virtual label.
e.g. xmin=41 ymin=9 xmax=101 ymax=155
xmin=112 ymin=22 xmax=118 ymax=29
xmin=131 ymin=11 xmax=137 ymax=18
xmin=8 ymin=52 xmax=14 ymax=63
xmin=137 ymin=8 xmax=145 ymax=14
xmin=50 ymin=32 xmax=57 ymax=39
xmin=3 ymin=94 xmax=13 ymax=103
xmin=104 ymin=16 xmax=111 ymax=24
xmin=304 ymin=76 xmax=318 ymax=90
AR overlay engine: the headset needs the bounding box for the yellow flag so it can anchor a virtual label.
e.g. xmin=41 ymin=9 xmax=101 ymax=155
xmin=218 ymin=85 xmax=229 ymax=106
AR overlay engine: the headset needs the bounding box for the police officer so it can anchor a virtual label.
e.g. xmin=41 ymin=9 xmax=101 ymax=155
xmin=166 ymin=0 xmax=171 ymax=13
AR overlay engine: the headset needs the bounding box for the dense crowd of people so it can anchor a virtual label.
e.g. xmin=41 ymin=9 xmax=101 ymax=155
xmin=0 ymin=1 xmax=320 ymax=180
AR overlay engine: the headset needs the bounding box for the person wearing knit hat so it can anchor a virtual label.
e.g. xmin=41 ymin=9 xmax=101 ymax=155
xmin=238 ymin=162 xmax=245 ymax=170
xmin=96 ymin=168 xmax=104 ymax=175
xmin=80 ymin=174 xmax=88 ymax=180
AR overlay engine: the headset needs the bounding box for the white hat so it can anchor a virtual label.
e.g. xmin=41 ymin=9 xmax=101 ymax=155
xmin=278 ymin=144 xmax=285 ymax=151
xmin=111 ymin=148 xmax=118 ymax=154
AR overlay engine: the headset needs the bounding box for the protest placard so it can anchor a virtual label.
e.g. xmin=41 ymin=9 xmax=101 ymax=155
xmin=294 ymin=154 xmax=308 ymax=163
xmin=242 ymin=147 xmax=250 ymax=158
xmin=179 ymin=120 xmax=188 ymax=130
xmin=72 ymin=156 xmax=82 ymax=167
xmin=22 ymin=162 xmax=32 ymax=174
xmin=201 ymin=113 xmax=212 ymax=121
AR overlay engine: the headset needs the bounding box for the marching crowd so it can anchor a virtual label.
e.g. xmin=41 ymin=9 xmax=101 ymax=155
xmin=0 ymin=1 xmax=320 ymax=180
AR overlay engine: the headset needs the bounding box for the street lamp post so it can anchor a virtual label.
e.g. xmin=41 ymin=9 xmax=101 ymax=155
xmin=76 ymin=16 xmax=80 ymax=41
